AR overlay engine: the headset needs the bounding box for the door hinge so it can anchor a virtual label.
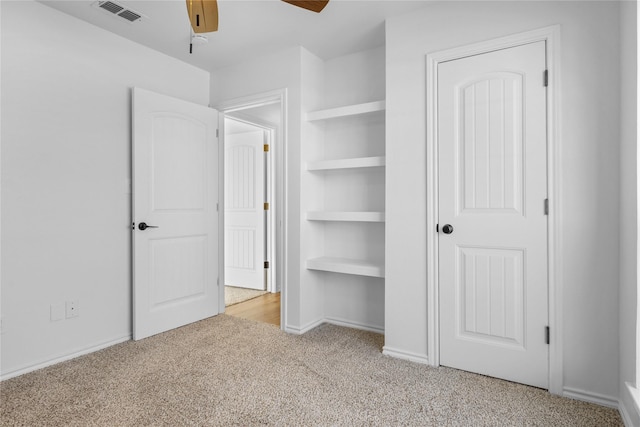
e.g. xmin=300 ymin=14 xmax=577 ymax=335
xmin=217 ymin=277 xmax=220 ymax=287
xmin=264 ymin=261 xmax=270 ymax=269
xmin=544 ymin=199 xmax=549 ymax=215
xmin=543 ymin=70 xmax=549 ymax=87
xmin=216 ymin=128 xmax=219 ymax=138
xmin=264 ymin=202 xmax=269 ymax=211
xmin=216 ymin=202 xmax=219 ymax=212
xmin=264 ymin=144 xmax=270 ymax=152
xmin=545 ymin=326 xmax=550 ymax=344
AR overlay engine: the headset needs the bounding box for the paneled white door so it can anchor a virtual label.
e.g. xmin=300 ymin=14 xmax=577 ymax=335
xmin=438 ymin=42 xmax=548 ymax=388
xmin=224 ymin=130 xmax=265 ymax=290
xmin=132 ymin=88 xmax=219 ymax=340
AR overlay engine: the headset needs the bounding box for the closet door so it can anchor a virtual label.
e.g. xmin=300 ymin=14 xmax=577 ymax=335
xmin=438 ymin=42 xmax=549 ymax=388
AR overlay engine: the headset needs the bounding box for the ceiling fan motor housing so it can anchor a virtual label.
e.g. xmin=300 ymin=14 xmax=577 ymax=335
xmin=186 ymin=0 xmax=329 ymax=34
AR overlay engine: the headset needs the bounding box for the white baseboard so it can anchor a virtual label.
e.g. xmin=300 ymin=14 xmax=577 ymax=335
xmin=286 ymin=317 xmax=384 ymax=336
xmin=382 ymin=346 xmax=430 ymax=365
xmin=619 ymin=400 xmax=634 ymax=427
xmin=1 ymin=335 xmax=131 ymax=381
xmin=620 ymin=382 xmax=640 ymax=427
xmin=563 ymin=386 xmax=619 ymax=409
xmin=324 ymin=316 xmax=384 ymax=334
xmin=284 ymin=317 xmax=324 ymax=335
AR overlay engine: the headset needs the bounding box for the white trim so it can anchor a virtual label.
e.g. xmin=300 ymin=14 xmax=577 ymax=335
xmin=562 ymin=387 xmax=619 ymax=409
xmin=216 ymin=89 xmax=285 ymax=113
xmin=216 ymin=113 xmax=225 ymax=314
xmin=620 ymin=402 xmax=634 ymax=427
xmin=619 ymin=383 xmax=640 ymax=427
xmin=623 ymin=382 xmax=640 ymax=425
xmin=284 ymin=317 xmax=324 ymax=335
xmin=285 ymin=317 xmax=384 ymax=336
xmin=1 ymin=335 xmax=131 ymax=381
xmin=324 ymin=316 xmax=384 ymax=334
xmin=425 ymin=50 xmax=440 ymax=369
xmin=382 ymin=346 xmax=430 ymax=365
xmin=425 ymin=25 xmax=562 ymax=393
xmin=216 ymin=89 xmax=288 ymax=328
xmin=633 ymin=384 xmax=640 ymax=420
xmin=545 ymin=25 xmax=564 ymax=397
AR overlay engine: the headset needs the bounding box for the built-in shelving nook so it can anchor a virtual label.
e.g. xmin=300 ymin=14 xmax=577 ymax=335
xmin=301 ymin=46 xmax=386 ymax=334
xmin=305 ymin=101 xmax=386 ymax=279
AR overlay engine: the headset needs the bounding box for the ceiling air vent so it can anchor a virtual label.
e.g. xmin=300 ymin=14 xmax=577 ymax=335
xmin=117 ymin=9 xmax=142 ymax=22
xmin=94 ymin=1 xmax=145 ymax=24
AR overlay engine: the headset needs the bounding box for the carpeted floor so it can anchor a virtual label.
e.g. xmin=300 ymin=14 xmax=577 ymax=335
xmin=0 ymin=315 xmax=623 ymax=426
xmin=225 ymin=286 xmax=268 ymax=307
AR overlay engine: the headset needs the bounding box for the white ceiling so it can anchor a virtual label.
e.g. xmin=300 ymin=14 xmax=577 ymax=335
xmin=39 ymin=0 xmax=431 ymax=71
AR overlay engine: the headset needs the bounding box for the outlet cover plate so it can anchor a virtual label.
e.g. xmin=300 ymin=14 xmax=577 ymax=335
xmin=65 ymin=300 xmax=79 ymax=319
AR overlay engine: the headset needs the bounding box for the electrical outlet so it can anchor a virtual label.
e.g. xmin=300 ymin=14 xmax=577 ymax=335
xmin=65 ymin=300 xmax=79 ymax=319
xmin=50 ymin=303 xmax=65 ymax=321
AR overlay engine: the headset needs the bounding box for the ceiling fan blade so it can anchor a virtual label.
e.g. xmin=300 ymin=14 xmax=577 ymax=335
xmin=186 ymin=0 xmax=218 ymax=33
xmin=282 ymin=0 xmax=329 ymax=13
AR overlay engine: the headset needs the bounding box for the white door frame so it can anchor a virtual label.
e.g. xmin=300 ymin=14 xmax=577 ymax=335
xmin=425 ymin=26 xmax=562 ymax=394
xmin=216 ymin=89 xmax=288 ymax=329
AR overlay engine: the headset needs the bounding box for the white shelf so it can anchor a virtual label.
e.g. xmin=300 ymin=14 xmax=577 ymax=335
xmin=306 ymin=101 xmax=385 ymax=121
xmin=307 ymin=212 xmax=385 ymax=222
xmin=307 ymin=156 xmax=386 ymax=171
xmin=306 ymin=257 xmax=385 ymax=278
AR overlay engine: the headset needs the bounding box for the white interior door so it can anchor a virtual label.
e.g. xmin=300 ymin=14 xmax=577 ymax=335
xmin=224 ymin=129 xmax=265 ymax=290
xmin=132 ymin=87 xmax=219 ymax=340
xmin=438 ymin=42 xmax=548 ymax=388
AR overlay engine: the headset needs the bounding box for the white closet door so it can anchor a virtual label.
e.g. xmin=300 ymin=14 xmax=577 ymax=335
xmin=438 ymin=41 xmax=549 ymax=388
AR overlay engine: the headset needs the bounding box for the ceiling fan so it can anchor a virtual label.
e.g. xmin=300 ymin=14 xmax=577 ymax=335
xmin=186 ymin=0 xmax=330 ymax=34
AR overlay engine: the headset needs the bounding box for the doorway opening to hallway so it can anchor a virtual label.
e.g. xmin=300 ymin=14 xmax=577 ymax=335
xmin=220 ymin=93 xmax=286 ymax=328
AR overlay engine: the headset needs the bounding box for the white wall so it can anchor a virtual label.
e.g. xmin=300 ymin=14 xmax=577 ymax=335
xmin=385 ymin=1 xmax=622 ymax=401
xmin=619 ymin=0 xmax=638 ymax=424
xmin=1 ymin=1 xmax=210 ymax=378
xmin=299 ymin=48 xmax=327 ymax=331
xmin=323 ymin=46 xmax=385 ymax=108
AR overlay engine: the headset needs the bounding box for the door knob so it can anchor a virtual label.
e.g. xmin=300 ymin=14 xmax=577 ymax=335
xmin=138 ymin=222 xmax=159 ymax=231
xmin=442 ymin=224 xmax=454 ymax=234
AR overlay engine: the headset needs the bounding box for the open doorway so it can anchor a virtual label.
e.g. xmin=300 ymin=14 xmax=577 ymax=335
xmin=219 ymin=93 xmax=285 ymax=328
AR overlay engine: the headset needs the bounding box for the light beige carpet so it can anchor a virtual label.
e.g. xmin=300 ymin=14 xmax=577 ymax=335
xmin=225 ymin=286 xmax=268 ymax=307
xmin=0 ymin=315 xmax=623 ymax=426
